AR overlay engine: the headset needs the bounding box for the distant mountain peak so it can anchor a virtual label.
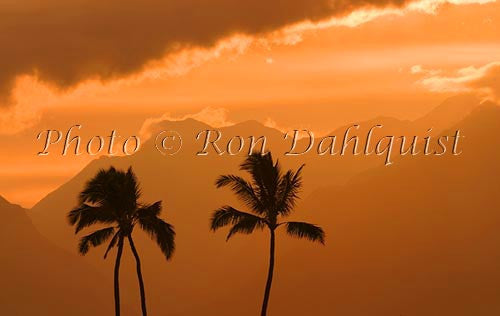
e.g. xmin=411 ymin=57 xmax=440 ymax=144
xmin=155 ymin=117 xmax=211 ymax=127
xmin=178 ymin=117 xmax=207 ymax=125
xmin=415 ymin=93 xmax=480 ymax=126
xmin=216 ymin=120 xmax=285 ymax=139
xmin=479 ymin=99 xmax=499 ymax=107
xmin=238 ymin=119 xmax=263 ymax=125
xmin=230 ymin=119 xmax=267 ymax=129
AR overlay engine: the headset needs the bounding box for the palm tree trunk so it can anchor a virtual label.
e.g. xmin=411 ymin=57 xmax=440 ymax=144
xmin=114 ymin=236 xmax=124 ymax=316
xmin=128 ymin=234 xmax=148 ymax=316
xmin=260 ymin=229 xmax=276 ymax=316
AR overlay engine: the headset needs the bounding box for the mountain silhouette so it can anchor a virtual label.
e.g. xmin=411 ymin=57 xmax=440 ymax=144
xmin=0 ymin=196 xmax=138 ymax=315
xmin=24 ymin=95 xmax=496 ymax=315
xmin=278 ymin=103 xmax=500 ymax=315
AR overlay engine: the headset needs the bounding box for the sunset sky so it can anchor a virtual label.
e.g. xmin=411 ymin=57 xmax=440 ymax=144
xmin=0 ymin=0 xmax=499 ymax=207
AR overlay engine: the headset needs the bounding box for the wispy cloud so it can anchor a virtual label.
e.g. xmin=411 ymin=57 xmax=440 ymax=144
xmin=414 ymin=61 xmax=500 ymax=100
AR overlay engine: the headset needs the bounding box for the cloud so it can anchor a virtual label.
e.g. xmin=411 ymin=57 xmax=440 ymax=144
xmin=410 ymin=64 xmax=442 ymax=75
xmin=469 ymin=63 xmax=500 ymax=100
xmin=274 ymin=0 xmax=495 ymax=36
xmin=0 ymin=0 xmax=494 ymax=134
xmin=410 ymin=65 xmax=424 ymax=74
xmin=139 ymin=107 xmax=234 ymax=140
xmin=415 ymin=61 xmax=500 ymax=100
xmin=0 ymin=0 xmax=410 ymax=105
xmin=0 ymin=101 xmax=41 ymax=135
xmin=0 ymin=75 xmax=57 ymax=134
xmin=1 ymin=0 xmax=494 ymax=107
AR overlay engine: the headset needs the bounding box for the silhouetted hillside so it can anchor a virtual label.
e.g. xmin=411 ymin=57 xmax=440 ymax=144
xmin=281 ymin=104 xmax=500 ymax=315
xmin=0 ymin=196 xmax=132 ymax=315
xmin=25 ymin=97 xmax=495 ymax=315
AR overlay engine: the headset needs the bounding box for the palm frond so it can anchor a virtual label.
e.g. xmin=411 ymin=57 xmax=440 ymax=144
xmin=215 ymin=175 xmax=264 ymax=214
xmin=78 ymin=167 xmax=117 ymax=204
xmin=78 ymin=226 xmax=116 ymax=255
xmin=276 ymin=164 xmax=304 ymax=216
xmin=68 ymin=203 xmax=116 ymax=234
xmin=77 ymin=167 xmax=141 ymax=218
xmin=226 ymin=215 xmax=266 ymax=241
xmin=210 ymin=206 xmax=266 ymax=231
xmin=239 ymin=153 xmax=284 ymax=216
xmin=240 ymin=153 xmax=270 ymax=199
xmin=138 ymin=215 xmax=175 ymax=260
xmin=284 ymin=221 xmax=325 ymax=244
xmin=136 ymin=201 xmax=162 ymax=218
xmin=124 ymin=167 xmax=141 ymax=211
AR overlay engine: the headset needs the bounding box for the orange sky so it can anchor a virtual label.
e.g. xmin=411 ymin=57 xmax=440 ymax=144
xmin=0 ymin=0 xmax=499 ymax=207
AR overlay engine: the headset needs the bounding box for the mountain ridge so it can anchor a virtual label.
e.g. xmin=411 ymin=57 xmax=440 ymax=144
xmin=22 ymin=95 xmax=498 ymax=315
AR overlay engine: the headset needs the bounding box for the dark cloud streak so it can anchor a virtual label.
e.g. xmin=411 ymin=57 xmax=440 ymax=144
xmin=0 ymin=0 xmax=409 ymax=105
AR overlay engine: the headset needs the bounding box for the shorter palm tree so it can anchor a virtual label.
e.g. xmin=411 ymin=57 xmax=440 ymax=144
xmin=68 ymin=167 xmax=175 ymax=316
xmin=210 ymin=152 xmax=325 ymax=316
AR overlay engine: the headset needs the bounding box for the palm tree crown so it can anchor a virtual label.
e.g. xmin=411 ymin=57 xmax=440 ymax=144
xmin=68 ymin=167 xmax=175 ymax=260
xmin=211 ymin=152 xmax=325 ymax=243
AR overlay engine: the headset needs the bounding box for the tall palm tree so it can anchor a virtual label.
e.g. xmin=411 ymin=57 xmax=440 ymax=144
xmin=68 ymin=167 xmax=175 ymax=316
xmin=210 ymin=152 xmax=325 ymax=316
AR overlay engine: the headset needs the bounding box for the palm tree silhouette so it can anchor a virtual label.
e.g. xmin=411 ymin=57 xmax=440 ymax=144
xmin=68 ymin=167 xmax=175 ymax=316
xmin=210 ymin=152 xmax=325 ymax=316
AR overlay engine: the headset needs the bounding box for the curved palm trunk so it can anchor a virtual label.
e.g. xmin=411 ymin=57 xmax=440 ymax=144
xmin=114 ymin=236 xmax=125 ymax=316
xmin=128 ymin=234 xmax=148 ymax=316
xmin=261 ymin=229 xmax=276 ymax=316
